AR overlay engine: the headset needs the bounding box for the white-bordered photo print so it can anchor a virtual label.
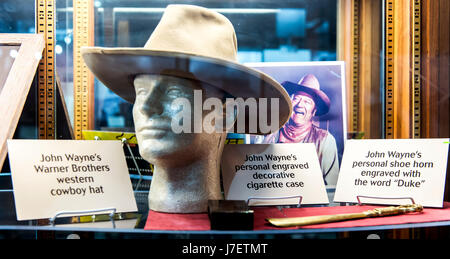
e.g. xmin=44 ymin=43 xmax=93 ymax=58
xmin=246 ymin=61 xmax=347 ymax=187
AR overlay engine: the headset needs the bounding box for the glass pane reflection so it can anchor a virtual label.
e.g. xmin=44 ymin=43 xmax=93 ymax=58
xmin=0 ymin=0 xmax=339 ymax=132
xmin=53 ymin=0 xmax=337 ymax=132
xmin=90 ymin=0 xmax=337 ymax=131
xmin=0 ymin=45 xmax=20 ymax=95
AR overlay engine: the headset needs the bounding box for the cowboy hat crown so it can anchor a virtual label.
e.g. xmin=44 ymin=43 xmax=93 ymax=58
xmin=145 ymin=4 xmax=238 ymax=62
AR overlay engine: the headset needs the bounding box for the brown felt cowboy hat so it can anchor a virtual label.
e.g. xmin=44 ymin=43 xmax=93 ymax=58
xmin=81 ymin=4 xmax=292 ymax=134
xmin=282 ymin=74 xmax=331 ymax=116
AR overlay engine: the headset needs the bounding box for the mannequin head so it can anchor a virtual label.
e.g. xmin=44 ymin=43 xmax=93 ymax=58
xmin=82 ymin=5 xmax=292 ymax=213
xmin=132 ymin=74 xmax=235 ymax=213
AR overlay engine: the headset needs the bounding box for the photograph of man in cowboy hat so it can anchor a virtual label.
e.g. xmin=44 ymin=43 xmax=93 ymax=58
xmin=82 ymin=5 xmax=292 ymax=213
xmin=262 ymin=74 xmax=339 ymax=185
xmin=249 ymin=62 xmax=346 ymax=187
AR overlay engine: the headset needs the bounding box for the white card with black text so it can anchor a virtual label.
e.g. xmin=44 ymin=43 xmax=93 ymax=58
xmin=7 ymin=139 xmax=137 ymax=220
xmin=221 ymin=143 xmax=329 ymax=206
xmin=334 ymin=139 xmax=449 ymax=207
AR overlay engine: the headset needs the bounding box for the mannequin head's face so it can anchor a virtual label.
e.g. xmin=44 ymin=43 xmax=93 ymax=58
xmin=132 ymin=74 xmax=229 ymax=166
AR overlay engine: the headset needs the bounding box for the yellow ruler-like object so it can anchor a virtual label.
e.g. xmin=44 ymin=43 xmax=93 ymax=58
xmin=351 ymin=0 xmax=360 ymax=133
xmin=385 ymin=0 xmax=420 ymax=139
xmin=73 ymin=0 xmax=95 ymax=140
xmin=412 ymin=0 xmax=421 ymax=138
xmin=82 ymin=130 xmax=138 ymax=144
xmin=36 ymin=0 xmax=55 ymax=139
xmin=225 ymin=138 xmax=244 ymax=144
xmin=385 ymin=0 xmax=395 ymax=139
xmin=82 ymin=130 xmax=154 ymax=175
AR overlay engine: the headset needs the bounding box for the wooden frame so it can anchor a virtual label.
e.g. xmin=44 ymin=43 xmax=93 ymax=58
xmin=420 ymin=0 xmax=449 ymax=205
xmin=338 ymin=0 xmax=382 ymax=139
xmin=0 ymin=34 xmax=45 ymax=169
xmin=421 ymin=0 xmax=449 ymax=139
xmin=339 ymin=0 xmax=450 ymax=239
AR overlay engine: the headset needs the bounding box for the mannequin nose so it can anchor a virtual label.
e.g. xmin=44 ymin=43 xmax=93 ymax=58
xmin=140 ymin=90 xmax=164 ymax=116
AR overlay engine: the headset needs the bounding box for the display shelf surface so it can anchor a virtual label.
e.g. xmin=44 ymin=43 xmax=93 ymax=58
xmin=1 ymin=189 xmax=450 ymax=238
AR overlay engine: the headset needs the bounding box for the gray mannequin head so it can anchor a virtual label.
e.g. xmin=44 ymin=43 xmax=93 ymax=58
xmin=82 ymin=5 xmax=291 ymax=213
xmin=133 ymin=74 xmax=234 ymax=213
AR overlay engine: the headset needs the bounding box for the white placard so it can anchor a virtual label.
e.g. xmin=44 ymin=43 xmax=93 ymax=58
xmin=334 ymin=139 xmax=449 ymax=207
xmin=7 ymin=139 xmax=138 ymax=220
xmin=221 ymin=143 xmax=329 ymax=206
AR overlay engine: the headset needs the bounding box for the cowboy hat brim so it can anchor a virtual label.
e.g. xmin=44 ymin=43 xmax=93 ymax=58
xmin=81 ymin=47 xmax=292 ymax=135
xmin=282 ymin=81 xmax=331 ymax=116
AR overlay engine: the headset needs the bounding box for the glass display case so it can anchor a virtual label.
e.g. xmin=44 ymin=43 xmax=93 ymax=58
xmin=0 ymin=0 xmax=449 ymax=241
xmin=54 ymin=0 xmax=340 ymax=133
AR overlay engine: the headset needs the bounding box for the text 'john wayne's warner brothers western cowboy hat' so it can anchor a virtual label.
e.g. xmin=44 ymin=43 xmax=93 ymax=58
xmin=81 ymin=4 xmax=292 ymax=134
